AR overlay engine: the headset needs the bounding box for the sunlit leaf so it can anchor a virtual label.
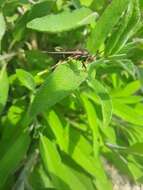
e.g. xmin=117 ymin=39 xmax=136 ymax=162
xmin=68 ymin=128 xmax=112 ymax=190
xmin=28 ymin=61 xmax=87 ymax=120
xmin=113 ymin=100 xmax=143 ymax=126
xmin=88 ymin=79 xmax=113 ymax=127
xmin=27 ymin=8 xmax=96 ymax=33
xmin=40 ymin=134 xmax=91 ymax=190
xmin=0 ymin=65 xmax=9 ymax=113
xmin=44 ymin=110 xmax=67 ymax=151
xmin=0 ymin=12 xmax=6 ymax=50
xmin=87 ymin=0 xmax=129 ymax=53
xmin=16 ymin=69 xmax=36 ymax=91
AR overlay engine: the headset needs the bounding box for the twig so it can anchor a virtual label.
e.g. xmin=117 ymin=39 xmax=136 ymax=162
xmin=0 ymin=52 xmax=17 ymax=61
xmin=17 ymin=7 xmax=25 ymax=15
xmin=42 ymin=50 xmax=89 ymax=56
xmin=31 ymin=33 xmax=38 ymax=50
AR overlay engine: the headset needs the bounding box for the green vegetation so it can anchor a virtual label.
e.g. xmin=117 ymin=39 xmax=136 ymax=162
xmin=0 ymin=0 xmax=143 ymax=189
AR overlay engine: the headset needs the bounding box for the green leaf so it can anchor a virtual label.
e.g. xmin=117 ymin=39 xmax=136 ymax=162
xmin=79 ymin=0 xmax=93 ymax=7
xmin=39 ymin=134 xmax=90 ymax=190
xmin=126 ymin=143 xmax=143 ymax=155
xmin=16 ymin=69 xmax=36 ymax=91
xmin=112 ymin=0 xmax=141 ymax=54
xmin=105 ymin=2 xmax=134 ymax=55
xmin=27 ymin=7 xmax=96 ymax=33
xmin=81 ymin=94 xmax=101 ymax=156
xmin=127 ymin=156 xmax=143 ymax=181
xmin=88 ymin=79 xmax=113 ymax=127
xmin=44 ymin=110 xmax=67 ymax=151
xmin=138 ymin=66 xmax=143 ymax=91
xmin=135 ymin=103 xmax=143 ymax=116
xmin=111 ymin=80 xmax=141 ymax=97
xmin=113 ymin=100 xmax=143 ymax=126
xmin=112 ymin=96 xmax=142 ymax=104
xmin=0 ymin=65 xmax=9 ymax=113
xmin=117 ymin=59 xmax=136 ymax=77
xmin=72 ymin=0 xmax=81 ymax=8
xmin=29 ymin=164 xmax=53 ymax=190
xmin=0 ymin=132 xmax=30 ymax=188
xmin=128 ymin=161 xmax=143 ymax=181
xmin=69 ymin=166 xmax=96 ymax=190
xmin=0 ymin=101 xmax=26 ymax=144
xmin=87 ymin=0 xmax=129 ymax=53
xmin=0 ymin=0 xmax=5 ymax=8
xmin=0 ymin=12 xmax=6 ymax=50
xmin=68 ymin=129 xmax=112 ymax=190
xmin=28 ymin=61 xmax=87 ymax=120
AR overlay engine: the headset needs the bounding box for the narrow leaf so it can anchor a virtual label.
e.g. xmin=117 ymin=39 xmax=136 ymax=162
xmin=105 ymin=2 xmax=133 ymax=55
xmin=88 ymin=79 xmax=113 ymax=127
xmin=0 ymin=12 xmax=6 ymax=50
xmin=113 ymin=100 xmax=143 ymax=126
xmin=112 ymin=0 xmax=141 ymax=54
xmin=0 ymin=65 xmax=9 ymax=113
xmin=87 ymin=0 xmax=129 ymax=53
xmin=44 ymin=110 xmax=67 ymax=151
xmin=111 ymin=80 xmax=141 ymax=97
xmin=81 ymin=95 xmax=101 ymax=156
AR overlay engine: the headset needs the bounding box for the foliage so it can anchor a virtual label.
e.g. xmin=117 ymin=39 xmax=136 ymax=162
xmin=0 ymin=0 xmax=143 ymax=189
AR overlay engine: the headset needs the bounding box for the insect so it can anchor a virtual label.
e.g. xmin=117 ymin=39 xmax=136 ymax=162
xmin=44 ymin=49 xmax=96 ymax=70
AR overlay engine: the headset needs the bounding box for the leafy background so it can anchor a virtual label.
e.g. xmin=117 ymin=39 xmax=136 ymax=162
xmin=0 ymin=0 xmax=143 ymax=189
